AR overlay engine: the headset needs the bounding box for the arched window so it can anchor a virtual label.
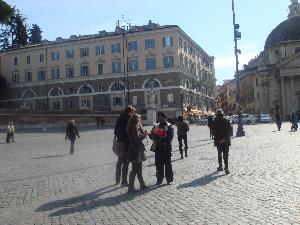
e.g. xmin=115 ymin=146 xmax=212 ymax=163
xmin=23 ymin=90 xmax=35 ymax=99
xmin=111 ymin=82 xmax=124 ymax=91
xmin=144 ymin=79 xmax=160 ymax=88
xmin=79 ymin=85 xmax=93 ymax=94
xmin=49 ymin=88 xmax=63 ymax=96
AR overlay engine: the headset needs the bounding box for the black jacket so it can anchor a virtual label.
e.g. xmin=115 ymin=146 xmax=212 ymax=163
xmin=114 ymin=113 xmax=130 ymax=143
xmin=149 ymin=122 xmax=174 ymax=152
xmin=66 ymin=124 xmax=79 ymax=140
xmin=212 ymin=115 xmax=231 ymax=146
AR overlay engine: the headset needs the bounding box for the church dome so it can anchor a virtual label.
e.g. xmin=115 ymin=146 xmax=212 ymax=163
xmin=264 ymin=16 xmax=300 ymax=49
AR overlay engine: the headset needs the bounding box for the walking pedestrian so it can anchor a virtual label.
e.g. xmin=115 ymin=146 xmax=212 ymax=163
xmin=291 ymin=111 xmax=298 ymax=132
xmin=207 ymin=115 xmax=214 ymax=139
xmin=6 ymin=122 xmax=12 ymax=143
xmin=127 ymin=114 xmax=148 ymax=193
xmin=275 ymin=110 xmax=282 ymax=131
xmin=114 ymin=106 xmax=135 ymax=187
xmin=149 ymin=112 xmax=174 ymax=185
xmin=65 ymin=119 xmax=80 ymax=154
xmin=211 ymin=109 xmax=232 ymax=175
xmin=10 ymin=122 xmax=15 ymax=142
xmin=175 ymin=116 xmax=189 ymax=159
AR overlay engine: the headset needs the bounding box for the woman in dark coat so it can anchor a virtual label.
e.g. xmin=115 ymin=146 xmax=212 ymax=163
xmin=65 ymin=119 xmax=80 ymax=154
xmin=127 ymin=114 xmax=148 ymax=193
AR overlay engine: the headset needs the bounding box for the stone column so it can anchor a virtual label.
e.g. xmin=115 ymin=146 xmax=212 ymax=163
xmin=281 ymin=77 xmax=286 ymax=115
xmin=291 ymin=76 xmax=295 ymax=112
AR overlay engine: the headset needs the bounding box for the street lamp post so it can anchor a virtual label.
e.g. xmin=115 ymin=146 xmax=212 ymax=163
xmin=232 ymin=0 xmax=245 ymax=137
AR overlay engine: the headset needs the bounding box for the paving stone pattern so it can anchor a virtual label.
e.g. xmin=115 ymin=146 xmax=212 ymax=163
xmin=0 ymin=123 xmax=300 ymax=224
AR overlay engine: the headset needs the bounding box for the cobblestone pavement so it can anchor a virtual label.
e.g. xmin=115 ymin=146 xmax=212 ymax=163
xmin=0 ymin=123 xmax=300 ymax=225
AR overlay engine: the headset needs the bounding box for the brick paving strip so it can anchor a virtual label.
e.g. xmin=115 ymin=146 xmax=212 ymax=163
xmin=0 ymin=124 xmax=300 ymax=224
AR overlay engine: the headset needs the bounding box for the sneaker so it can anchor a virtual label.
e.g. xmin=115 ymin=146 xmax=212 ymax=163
xmin=217 ymin=167 xmax=223 ymax=171
xmin=128 ymin=188 xmax=138 ymax=193
xmin=167 ymin=181 xmax=173 ymax=185
xmin=225 ymin=170 xmax=230 ymax=175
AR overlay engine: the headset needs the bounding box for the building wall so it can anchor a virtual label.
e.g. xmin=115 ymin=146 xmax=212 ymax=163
xmin=0 ymin=25 xmax=216 ymax=117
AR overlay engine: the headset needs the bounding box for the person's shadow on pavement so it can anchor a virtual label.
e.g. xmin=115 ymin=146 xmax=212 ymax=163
xmin=36 ymin=183 xmax=159 ymax=217
xmin=176 ymin=171 xmax=225 ymax=189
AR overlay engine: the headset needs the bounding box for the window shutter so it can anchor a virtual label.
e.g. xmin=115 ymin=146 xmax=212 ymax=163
xmin=163 ymin=37 xmax=166 ymax=47
xmin=170 ymin=37 xmax=173 ymax=46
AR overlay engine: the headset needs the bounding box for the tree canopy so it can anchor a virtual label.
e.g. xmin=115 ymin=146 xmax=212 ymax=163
xmin=0 ymin=0 xmax=14 ymax=25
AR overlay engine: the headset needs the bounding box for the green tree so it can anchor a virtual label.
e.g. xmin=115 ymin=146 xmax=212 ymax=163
xmin=13 ymin=13 xmax=28 ymax=46
xmin=0 ymin=0 xmax=14 ymax=25
xmin=29 ymin=24 xmax=42 ymax=44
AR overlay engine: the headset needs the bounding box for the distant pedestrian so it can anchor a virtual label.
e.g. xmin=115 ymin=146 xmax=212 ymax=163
xmin=290 ymin=111 xmax=298 ymax=132
xmin=114 ymin=105 xmax=135 ymax=187
xmin=65 ymin=119 xmax=80 ymax=154
xmin=207 ymin=115 xmax=214 ymax=139
xmin=6 ymin=122 xmax=12 ymax=143
xmin=275 ymin=110 xmax=282 ymax=131
xmin=127 ymin=114 xmax=148 ymax=193
xmin=175 ymin=116 xmax=189 ymax=159
xmin=212 ymin=109 xmax=232 ymax=175
xmin=10 ymin=122 xmax=15 ymax=142
xmin=149 ymin=112 xmax=174 ymax=185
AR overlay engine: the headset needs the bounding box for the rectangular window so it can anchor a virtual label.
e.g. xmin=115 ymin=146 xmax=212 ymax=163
xmin=132 ymin=96 xmax=138 ymax=106
xmin=146 ymin=58 xmax=156 ymax=70
xmin=99 ymin=98 xmax=106 ymax=109
xmin=111 ymin=43 xmax=121 ymax=54
xmin=167 ymin=93 xmax=174 ymax=103
xmin=66 ymin=49 xmax=74 ymax=59
xmin=38 ymin=70 xmax=46 ymax=81
xmin=26 ymin=55 xmax=31 ymax=64
xmin=163 ymin=36 xmax=173 ymax=48
xmin=96 ymin=45 xmax=105 ymax=56
xmin=11 ymin=73 xmax=19 ymax=83
xmin=179 ymin=38 xmax=183 ymax=48
xmin=128 ymin=59 xmax=138 ymax=71
xmin=112 ymin=61 xmax=121 ymax=73
xmin=80 ymin=65 xmax=89 ymax=76
xmin=25 ymin=72 xmax=32 ymax=82
xmin=66 ymin=67 xmax=74 ymax=78
xmin=51 ymin=68 xmax=60 ymax=79
xmin=80 ymin=47 xmax=89 ymax=57
xmin=113 ymin=97 xmax=123 ymax=107
xmin=184 ymin=42 xmax=187 ymax=52
xmin=97 ymin=64 xmax=103 ymax=75
xmin=51 ymin=51 xmax=60 ymax=61
xmin=13 ymin=57 xmax=18 ymax=66
xmin=39 ymin=53 xmax=44 ymax=63
xmin=145 ymin=39 xmax=155 ymax=49
xmin=128 ymin=41 xmax=137 ymax=51
xmin=52 ymin=101 xmax=61 ymax=110
xmin=164 ymin=56 xmax=174 ymax=68
xmin=81 ymin=98 xmax=91 ymax=109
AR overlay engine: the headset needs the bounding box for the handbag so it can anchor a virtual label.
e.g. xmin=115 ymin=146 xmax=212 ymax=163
xmin=112 ymin=136 xmax=118 ymax=155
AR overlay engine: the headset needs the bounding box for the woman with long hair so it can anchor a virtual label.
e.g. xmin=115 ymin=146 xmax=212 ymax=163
xmin=127 ymin=114 xmax=148 ymax=193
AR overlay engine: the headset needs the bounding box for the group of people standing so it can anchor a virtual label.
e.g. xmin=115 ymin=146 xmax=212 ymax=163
xmin=114 ymin=106 xmax=175 ymax=193
xmin=113 ymin=106 xmax=233 ymax=193
xmin=6 ymin=121 xmax=15 ymax=143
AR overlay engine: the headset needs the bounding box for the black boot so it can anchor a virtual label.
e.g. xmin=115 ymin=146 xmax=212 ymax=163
xmin=128 ymin=172 xmax=137 ymax=193
xmin=185 ymin=150 xmax=188 ymax=157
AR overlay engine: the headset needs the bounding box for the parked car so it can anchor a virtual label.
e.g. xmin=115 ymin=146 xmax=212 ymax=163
xmin=259 ymin=114 xmax=272 ymax=123
xmin=231 ymin=114 xmax=256 ymax=124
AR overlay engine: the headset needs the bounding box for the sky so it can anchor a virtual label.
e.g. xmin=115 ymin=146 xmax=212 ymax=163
xmin=4 ymin=0 xmax=292 ymax=84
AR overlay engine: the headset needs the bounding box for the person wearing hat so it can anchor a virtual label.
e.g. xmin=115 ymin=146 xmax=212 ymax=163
xmin=114 ymin=105 xmax=135 ymax=187
xmin=149 ymin=112 xmax=174 ymax=185
xmin=211 ymin=109 xmax=232 ymax=175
